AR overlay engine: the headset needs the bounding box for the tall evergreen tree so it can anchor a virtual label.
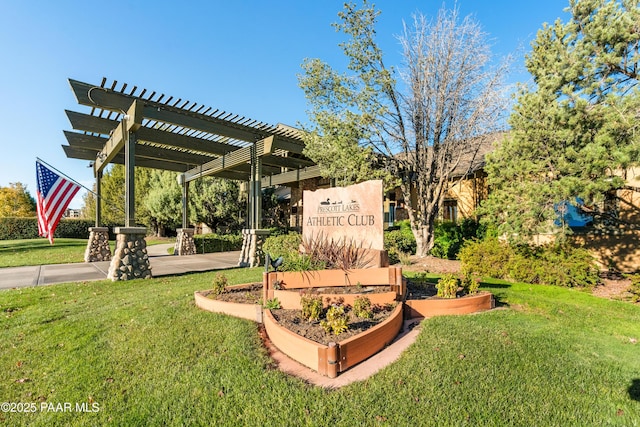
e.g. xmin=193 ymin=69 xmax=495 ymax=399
xmin=189 ymin=177 xmax=245 ymax=233
xmin=482 ymin=0 xmax=640 ymax=238
xmin=144 ymin=170 xmax=182 ymax=237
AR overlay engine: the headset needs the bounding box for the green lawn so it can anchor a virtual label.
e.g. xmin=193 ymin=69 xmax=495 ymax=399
xmin=0 ymin=269 xmax=638 ymax=426
xmin=0 ymin=238 xmax=174 ymax=268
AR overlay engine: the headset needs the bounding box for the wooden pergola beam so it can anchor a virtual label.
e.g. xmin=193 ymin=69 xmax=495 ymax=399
xmin=93 ymin=101 xmax=143 ymax=175
xmin=66 ymin=110 xmax=118 ymax=135
xmin=183 ymin=136 xmax=275 ymax=183
xmin=70 ymin=79 xmax=268 ymax=143
xmin=261 ymin=165 xmax=323 ymax=187
xmin=63 ymin=145 xmax=250 ymax=181
xmin=63 ymin=145 xmax=189 ymax=172
xmin=66 ymin=111 xmax=239 ymax=156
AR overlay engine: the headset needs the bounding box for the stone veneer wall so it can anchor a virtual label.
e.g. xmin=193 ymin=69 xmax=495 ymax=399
xmin=238 ymin=229 xmax=270 ymax=268
xmin=107 ymin=227 xmax=152 ymax=281
xmin=84 ymin=227 xmax=112 ymax=262
xmin=174 ymin=228 xmax=196 ymax=256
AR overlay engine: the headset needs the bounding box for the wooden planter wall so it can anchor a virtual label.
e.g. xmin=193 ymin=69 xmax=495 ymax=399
xmin=194 ymin=284 xmax=263 ymax=323
xmin=263 ymin=267 xmax=405 ymax=305
xmin=263 ymin=303 xmax=404 ymax=378
xmin=404 ymin=292 xmax=494 ymax=319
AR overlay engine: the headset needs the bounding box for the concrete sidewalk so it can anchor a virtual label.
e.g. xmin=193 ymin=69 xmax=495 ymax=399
xmin=0 ymin=244 xmax=242 ymax=290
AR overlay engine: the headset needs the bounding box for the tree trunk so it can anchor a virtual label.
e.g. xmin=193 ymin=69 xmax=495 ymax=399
xmin=413 ymin=217 xmax=436 ymax=257
xmin=400 ymin=181 xmax=438 ymax=257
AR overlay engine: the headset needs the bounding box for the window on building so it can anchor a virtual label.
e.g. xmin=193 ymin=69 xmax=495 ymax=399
xmin=443 ymin=200 xmax=458 ymax=223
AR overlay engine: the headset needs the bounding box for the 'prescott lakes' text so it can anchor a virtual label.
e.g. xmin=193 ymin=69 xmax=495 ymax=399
xmin=306 ymin=214 xmax=375 ymax=227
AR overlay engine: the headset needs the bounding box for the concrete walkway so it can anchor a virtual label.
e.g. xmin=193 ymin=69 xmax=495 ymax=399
xmin=0 ymin=244 xmax=242 ymax=290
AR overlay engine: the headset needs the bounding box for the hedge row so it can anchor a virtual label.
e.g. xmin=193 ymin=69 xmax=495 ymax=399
xmin=459 ymin=237 xmax=600 ymax=288
xmin=0 ymin=217 xmax=118 ymax=240
xmin=192 ymin=233 xmax=243 ymax=253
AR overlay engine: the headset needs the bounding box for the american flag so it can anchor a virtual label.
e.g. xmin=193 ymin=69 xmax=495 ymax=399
xmin=36 ymin=160 xmax=80 ymax=244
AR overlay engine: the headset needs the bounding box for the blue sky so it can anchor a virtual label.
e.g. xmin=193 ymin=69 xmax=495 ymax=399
xmin=0 ymin=0 xmax=568 ymax=208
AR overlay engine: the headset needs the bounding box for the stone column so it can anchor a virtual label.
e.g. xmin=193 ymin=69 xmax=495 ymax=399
xmin=238 ymin=229 xmax=270 ymax=268
xmin=174 ymin=228 xmax=196 ymax=256
xmin=107 ymin=227 xmax=152 ymax=281
xmin=84 ymin=227 xmax=112 ymax=262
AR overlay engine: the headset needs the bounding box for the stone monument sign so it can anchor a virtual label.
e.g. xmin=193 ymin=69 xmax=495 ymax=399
xmin=303 ymin=180 xmax=383 ymax=250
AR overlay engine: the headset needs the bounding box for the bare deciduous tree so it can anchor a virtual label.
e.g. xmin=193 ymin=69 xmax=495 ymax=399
xmin=300 ymin=2 xmax=509 ymax=256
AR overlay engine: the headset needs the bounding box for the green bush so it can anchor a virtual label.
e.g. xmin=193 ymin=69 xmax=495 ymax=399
xmin=320 ymin=305 xmax=348 ymax=335
xmin=459 ymin=238 xmax=599 ymax=288
xmin=627 ymin=274 xmax=640 ymax=303
xmin=193 ymin=233 xmax=243 ymax=253
xmin=352 ymin=296 xmax=373 ymax=319
xmin=436 ymin=273 xmax=460 ymax=299
xmin=459 ymin=237 xmax=514 ymax=279
xmin=431 ymin=219 xmax=485 ymax=260
xmin=461 ymin=273 xmax=480 ymax=295
xmin=263 ymin=232 xmax=301 ymax=260
xmin=0 ymin=217 xmax=40 ymax=239
xmin=210 ymin=273 xmax=228 ymax=296
xmin=384 ymin=222 xmax=416 ymax=264
xmin=263 ymin=233 xmax=325 ymax=271
xmin=300 ymin=293 xmax=323 ymax=322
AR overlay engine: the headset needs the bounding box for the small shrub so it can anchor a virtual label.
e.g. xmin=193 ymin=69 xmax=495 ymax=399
xmin=263 ymin=233 xmax=325 ymax=271
xmin=263 ymin=298 xmax=281 ymax=309
xmin=210 ymin=273 xmax=228 ymax=296
xmin=459 ymin=237 xmax=514 ymax=279
xmin=263 ymin=232 xmax=301 ymax=260
xmin=461 ymin=273 xmax=480 ymax=295
xmin=320 ymin=305 xmax=349 ymax=335
xmin=436 ymin=273 xmax=460 ymax=299
xmin=626 ymin=274 xmax=640 ymax=303
xmin=285 ymin=252 xmax=326 ymax=272
xmin=398 ymin=251 xmax=412 ymax=266
xmin=300 ymin=293 xmax=323 ymax=322
xmin=352 ymin=296 xmax=373 ymax=319
xmin=384 ymin=226 xmax=416 ymax=264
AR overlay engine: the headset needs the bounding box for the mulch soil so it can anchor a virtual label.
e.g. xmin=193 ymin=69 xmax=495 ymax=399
xmin=269 ymin=304 xmax=396 ymax=346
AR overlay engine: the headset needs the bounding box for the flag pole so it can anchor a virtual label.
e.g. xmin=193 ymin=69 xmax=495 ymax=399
xmin=36 ymin=157 xmax=98 ymax=197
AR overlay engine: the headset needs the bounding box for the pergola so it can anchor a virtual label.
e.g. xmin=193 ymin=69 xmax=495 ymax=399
xmin=62 ymin=78 xmax=322 ymax=273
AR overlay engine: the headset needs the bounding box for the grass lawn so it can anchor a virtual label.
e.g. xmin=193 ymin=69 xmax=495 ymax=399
xmin=0 ymin=238 xmax=174 ymax=268
xmin=0 ymin=269 xmax=638 ymax=426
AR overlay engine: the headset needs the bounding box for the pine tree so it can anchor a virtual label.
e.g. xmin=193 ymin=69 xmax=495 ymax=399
xmin=482 ymin=0 xmax=640 ymax=238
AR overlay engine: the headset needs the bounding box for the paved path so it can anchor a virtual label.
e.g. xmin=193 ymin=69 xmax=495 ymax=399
xmin=0 ymin=244 xmax=242 ymax=290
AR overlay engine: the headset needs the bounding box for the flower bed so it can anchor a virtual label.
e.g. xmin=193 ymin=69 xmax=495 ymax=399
xmin=194 ymin=266 xmax=494 ymax=378
xmin=263 ymin=303 xmax=404 ymax=378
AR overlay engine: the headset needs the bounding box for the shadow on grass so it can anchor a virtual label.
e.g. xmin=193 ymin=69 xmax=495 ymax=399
xmin=479 ymin=281 xmax=511 ymax=308
xmin=630 ymin=379 xmax=640 ymax=402
xmin=0 ymin=241 xmax=85 ymax=253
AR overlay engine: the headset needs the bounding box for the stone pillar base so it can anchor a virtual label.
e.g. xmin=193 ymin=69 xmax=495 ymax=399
xmin=238 ymin=229 xmax=271 ymax=268
xmin=107 ymin=227 xmax=152 ymax=281
xmin=84 ymin=227 xmax=112 ymax=262
xmin=174 ymin=228 xmax=196 ymax=256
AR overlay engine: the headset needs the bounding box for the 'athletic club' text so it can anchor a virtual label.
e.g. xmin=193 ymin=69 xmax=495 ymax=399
xmin=306 ymin=214 xmax=375 ymax=227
